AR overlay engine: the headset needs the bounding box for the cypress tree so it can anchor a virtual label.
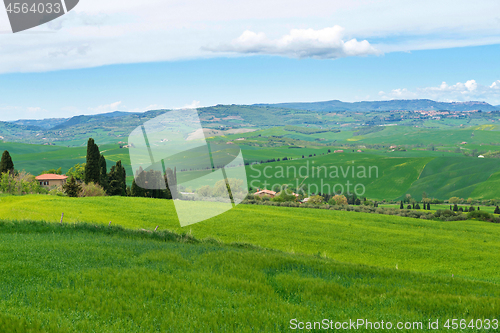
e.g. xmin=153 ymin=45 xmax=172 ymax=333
xmin=453 ymin=204 xmax=458 ymax=212
xmin=400 ymin=201 xmax=404 ymax=209
xmin=165 ymin=167 xmax=177 ymax=199
xmin=427 ymin=203 xmax=431 ymax=210
xmin=63 ymin=176 xmax=82 ymax=197
xmin=0 ymin=150 xmax=14 ymax=174
xmin=85 ymin=138 xmax=100 ymax=184
xmin=494 ymin=206 xmax=500 ymax=214
xmin=108 ymin=160 xmax=126 ymax=196
xmin=98 ymin=154 xmax=108 ymax=191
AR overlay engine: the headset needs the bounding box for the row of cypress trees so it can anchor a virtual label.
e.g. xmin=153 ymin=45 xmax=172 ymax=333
xmin=400 ymin=201 xmax=431 ymax=210
xmin=83 ymin=138 xmax=127 ymax=196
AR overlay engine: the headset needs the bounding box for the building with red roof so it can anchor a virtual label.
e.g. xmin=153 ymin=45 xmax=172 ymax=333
xmin=35 ymin=174 xmax=68 ymax=187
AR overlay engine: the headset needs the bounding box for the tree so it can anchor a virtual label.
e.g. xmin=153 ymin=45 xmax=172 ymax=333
xmin=63 ymin=176 xmax=82 ymax=197
xmin=415 ymin=203 xmax=421 ymax=209
xmin=427 ymin=203 xmax=431 ymax=210
xmin=108 ymin=160 xmax=126 ymax=196
xmin=165 ymin=167 xmax=177 ymax=199
xmin=453 ymin=204 xmax=458 ymax=212
xmin=407 ymin=204 xmax=411 ymax=209
xmin=307 ymin=195 xmax=324 ymax=205
xmin=40 ymin=167 xmax=62 ymax=175
xmin=469 ymin=206 xmax=475 ymax=212
xmin=98 ymin=154 xmax=108 ymax=191
xmin=355 ymin=198 xmax=361 ymax=205
xmin=405 ymin=194 xmax=412 ymax=203
xmin=67 ymin=163 xmax=86 ymax=181
xmin=449 ymin=197 xmax=460 ymax=204
xmin=494 ymin=206 xmax=500 ymax=214
xmin=328 ymin=195 xmax=348 ymax=206
xmin=85 ymin=138 xmax=101 ymax=184
xmin=0 ymin=150 xmax=14 ymax=174
xmin=400 ymin=201 xmax=404 ymax=209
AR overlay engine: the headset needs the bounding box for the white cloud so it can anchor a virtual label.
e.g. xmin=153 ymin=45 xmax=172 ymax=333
xmin=88 ymin=101 xmax=123 ymax=113
xmin=0 ymin=0 xmax=500 ymax=73
xmin=205 ymin=26 xmax=380 ymax=59
xmin=174 ymin=100 xmax=202 ymax=109
xmin=379 ymin=80 xmax=500 ymax=102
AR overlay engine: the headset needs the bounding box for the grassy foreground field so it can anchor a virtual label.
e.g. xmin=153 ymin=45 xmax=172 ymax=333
xmin=1 ymin=195 xmax=499 ymax=284
xmin=0 ymin=220 xmax=499 ymax=332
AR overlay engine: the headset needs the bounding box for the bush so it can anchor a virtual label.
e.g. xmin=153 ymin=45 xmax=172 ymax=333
xmin=79 ymin=182 xmax=106 ymax=197
xmin=307 ymin=195 xmax=324 ymax=205
xmin=467 ymin=210 xmax=492 ymax=221
xmin=328 ymin=195 xmax=348 ymax=206
xmin=0 ymin=171 xmax=46 ymax=195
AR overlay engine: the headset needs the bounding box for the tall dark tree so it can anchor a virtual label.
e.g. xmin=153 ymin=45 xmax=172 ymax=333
xmin=494 ymin=206 xmax=500 ymax=214
xmin=108 ymin=160 xmax=127 ymax=196
xmin=85 ymin=138 xmax=101 ymax=184
xmin=0 ymin=150 xmax=14 ymax=174
xmin=453 ymin=204 xmax=458 ymax=212
xmin=400 ymin=201 xmax=404 ymax=209
xmin=427 ymin=203 xmax=431 ymax=210
xmin=98 ymin=154 xmax=108 ymax=191
xmin=165 ymin=167 xmax=177 ymax=199
xmin=63 ymin=176 xmax=82 ymax=197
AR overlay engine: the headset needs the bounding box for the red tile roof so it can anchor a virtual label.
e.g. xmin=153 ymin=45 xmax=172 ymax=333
xmin=254 ymin=189 xmax=276 ymax=195
xmin=35 ymin=174 xmax=68 ymax=180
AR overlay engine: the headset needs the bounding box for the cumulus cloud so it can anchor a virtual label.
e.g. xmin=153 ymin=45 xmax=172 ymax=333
xmin=0 ymin=1 xmax=500 ymax=73
xmin=379 ymin=80 xmax=500 ymax=102
xmin=205 ymin=26 xmax=380 ymax=59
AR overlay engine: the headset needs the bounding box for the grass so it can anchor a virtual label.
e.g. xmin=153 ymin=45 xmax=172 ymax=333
xmin=0 ymin=220 xmax=499 ymax=332
xmin=1 ymin=195 xmax=499 ymax=284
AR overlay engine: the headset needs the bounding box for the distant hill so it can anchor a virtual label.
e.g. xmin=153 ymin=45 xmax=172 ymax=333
xmin=255 ymin=99 xmax=498 ymax=112
xmin=1 ymin=99 xmax=499 ymax=146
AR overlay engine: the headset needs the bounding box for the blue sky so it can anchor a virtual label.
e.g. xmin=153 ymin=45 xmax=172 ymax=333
xmin=0 ymin=0 xmax=500 ymax=120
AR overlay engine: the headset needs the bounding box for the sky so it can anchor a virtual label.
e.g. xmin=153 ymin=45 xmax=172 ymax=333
xmin=0 ymin=0 xmax=500 ymax=120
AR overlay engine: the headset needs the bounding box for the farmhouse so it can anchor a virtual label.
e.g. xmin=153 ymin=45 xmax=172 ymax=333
xmin=36 ymin=174 xmax=68 ymax=187
xmin=334 ymin=150 xmax=344 ymax=153
xmin=254 ymin=189 xmax=276 ymax=198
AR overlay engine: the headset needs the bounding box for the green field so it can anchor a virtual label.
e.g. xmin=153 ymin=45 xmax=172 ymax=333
xmin=1 ymin=220 xmax=499 ymax=332
xmin=1 ymin=195 xmax=499 ymax=283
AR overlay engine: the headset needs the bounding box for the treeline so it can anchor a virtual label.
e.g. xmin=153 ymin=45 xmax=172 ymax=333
xmin=283 ymin=125 xmax=334 ymax=134
xmin=0 ymin=151 xmax=46 ymax=195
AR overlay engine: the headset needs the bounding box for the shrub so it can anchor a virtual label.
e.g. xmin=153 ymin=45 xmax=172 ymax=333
xmin=467 ymin=210 xmax=492 ymax=221
xmin=78 ymin=182 xmax=106 ymax=197
xmin=328 ymin=194 xmax=348 ymax=206
xmin=0 ymin=171 xmax=46 ymax=195
xmin=307 ymin=195 xmax=324 ymax=205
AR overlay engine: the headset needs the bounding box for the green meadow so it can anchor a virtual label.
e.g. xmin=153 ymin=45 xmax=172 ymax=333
xmin=1 ymin=195 xmax=499 ymax=283
xmin=1 ymin=220 xmax=499 ymax=332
